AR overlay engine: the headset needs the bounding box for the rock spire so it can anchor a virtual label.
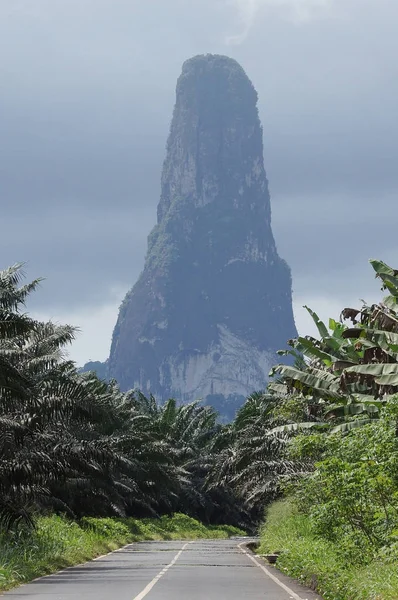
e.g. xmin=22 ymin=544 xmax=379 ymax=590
xmin=107 ymin=54 xmax=297 ymax=416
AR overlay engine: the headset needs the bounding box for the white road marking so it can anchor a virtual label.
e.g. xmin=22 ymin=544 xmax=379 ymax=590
xmin=238 ymin=542 xmax=306 ymax=600
xmin=93 ymin=544 xmax=129 ymax=560
xmin=132 ymin=542 xmax=192 ymax=600
xmin=0 ymin=542 xmax=133 ymax=594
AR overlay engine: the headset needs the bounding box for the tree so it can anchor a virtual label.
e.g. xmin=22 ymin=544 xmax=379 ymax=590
xmin=269 ymin=260 xmax=398 ymax=432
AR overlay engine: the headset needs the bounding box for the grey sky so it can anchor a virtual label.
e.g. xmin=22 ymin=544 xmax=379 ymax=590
xmin=1 ymin=0 xmax=396 ymax=364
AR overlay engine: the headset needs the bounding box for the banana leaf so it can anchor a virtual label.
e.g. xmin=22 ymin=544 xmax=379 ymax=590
xmin=331 ymin=419 xmax=373 ymax=434
xmin=270 ymin=364 xmax=341 ymax=397
xmin=304 ymin=306 xmax=329 ymax=339
xmin=295 ymin=337 xmax=335 ymax=366
xmin=267 ymin=422 xmax=328 ymax=435
xmin=375 ymin=373 xmax=398 ymax=386
xmin=325 ymin=403 xmax=379 ymax=419
xmin=345 ymin=363 xmax=398 ymax=376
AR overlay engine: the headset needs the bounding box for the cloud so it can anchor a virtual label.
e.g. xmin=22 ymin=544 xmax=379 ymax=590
xmin=1 ymin=0 xmax=397 ymax=367
xmin=225 ymin=0 xmax=333 ymax=44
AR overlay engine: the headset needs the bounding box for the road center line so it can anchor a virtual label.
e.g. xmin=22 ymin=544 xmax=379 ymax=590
xmin=132 ymin=542 xmax=191 ymax=600
xmin=238 ymin=542 xmax=305 ymax=600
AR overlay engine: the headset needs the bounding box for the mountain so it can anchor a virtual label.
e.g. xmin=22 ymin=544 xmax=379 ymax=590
xmin=104 ymin=54 xmax=297 ymax=416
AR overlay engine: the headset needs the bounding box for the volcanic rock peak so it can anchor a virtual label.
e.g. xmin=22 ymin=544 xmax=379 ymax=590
xmin=107 ymin=54 xmax=297 ymax=417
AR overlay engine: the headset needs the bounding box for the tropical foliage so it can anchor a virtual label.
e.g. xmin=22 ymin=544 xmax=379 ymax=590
xmin=0 ymin=265 xmax=247 ymax=529
xmin=208 ymin=259 xmax=398 ymax=595
xmin=251 ymin=259 xmax=398 ymax=600
xmin=5 ymin=256 xmax=398 ymax=599
xmin=270 ymin=259 xmax=398 ymax=429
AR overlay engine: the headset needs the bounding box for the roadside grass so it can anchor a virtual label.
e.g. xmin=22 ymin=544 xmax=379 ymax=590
xmin=0 ymin=513 xmax=245 ymax=592
xmin=258 ymin=500 xmax=398 ymax=600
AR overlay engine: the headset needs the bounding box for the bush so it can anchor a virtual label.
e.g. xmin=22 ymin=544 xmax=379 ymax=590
xmin=81 ymin=517 xmax=130 ymax=540
xmin=291 ymin=419 xmax=398 ymax=563
xmin=259 ymin=500 xmax=398 ymax=600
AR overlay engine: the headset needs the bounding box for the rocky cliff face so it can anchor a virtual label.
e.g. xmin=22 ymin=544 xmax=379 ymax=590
xmin=108 ymin=54 xmax=297 ymax=412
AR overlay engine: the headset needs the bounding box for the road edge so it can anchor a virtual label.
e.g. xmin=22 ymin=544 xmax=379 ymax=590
xmin=238 ymin=541 xmax=324 ymax=600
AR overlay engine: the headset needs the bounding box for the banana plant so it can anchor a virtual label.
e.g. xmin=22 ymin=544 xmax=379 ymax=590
xmin=268 ymin=260 xmax=398 ymax=430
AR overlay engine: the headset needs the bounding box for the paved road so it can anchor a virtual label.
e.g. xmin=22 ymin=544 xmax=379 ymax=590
xmin=3 ymin=539 xmax=322 ymax=599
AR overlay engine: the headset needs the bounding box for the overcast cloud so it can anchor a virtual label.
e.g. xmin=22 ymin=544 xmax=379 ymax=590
xmin=1 ymin=0 xmax=396 ymax=364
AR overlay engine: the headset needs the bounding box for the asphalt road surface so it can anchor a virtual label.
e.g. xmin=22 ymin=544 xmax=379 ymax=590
xmin=3 ymin=539 xmax=323 ymax=599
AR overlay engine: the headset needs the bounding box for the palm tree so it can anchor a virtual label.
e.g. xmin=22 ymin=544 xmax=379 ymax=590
xmin=0 ymin=266 xmax=170 ymax=525
xmin=207 ymin=392 xmax=310 ymax=524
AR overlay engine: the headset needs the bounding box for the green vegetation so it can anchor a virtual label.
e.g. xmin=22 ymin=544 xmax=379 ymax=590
xmin=0 ymin=263 xmax=249 ymax=590
xmin=0 ymin=513 xmax=244 ymax=591
xmin=0 ymin=264 xmax=247 ymax=529
xmin=4 ymin=258 xmax=398 ymax=598
xmin=259 ymin=501 xmax=398 ymax=600
xmin=145 ymin=206 xmax=182 ymax=272
xmin=252 ymin=259 xmax=398 ymax=599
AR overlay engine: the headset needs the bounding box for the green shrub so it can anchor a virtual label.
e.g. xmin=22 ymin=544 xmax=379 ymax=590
xmin=81 ymin=517 xmax=130 ymax=540
xmin=290 ymin=419 xmax=398 ymax=564
xmin=259 ymin=500 xmax=398 ymax=600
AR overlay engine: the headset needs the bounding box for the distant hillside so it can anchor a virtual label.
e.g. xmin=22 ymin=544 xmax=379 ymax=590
xmin=79 ymin=360 xmax=108 ymax=380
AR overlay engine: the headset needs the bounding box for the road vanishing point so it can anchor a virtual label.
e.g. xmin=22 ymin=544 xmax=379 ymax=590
xmin=3 ymin=539 xmax=323 ymax=599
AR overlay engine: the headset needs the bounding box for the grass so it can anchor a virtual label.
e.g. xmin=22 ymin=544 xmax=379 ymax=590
xmin=258 ymin=500 xmax=398 ymax=600
xmin=0 ymin=513 xmax=245 ymax=592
